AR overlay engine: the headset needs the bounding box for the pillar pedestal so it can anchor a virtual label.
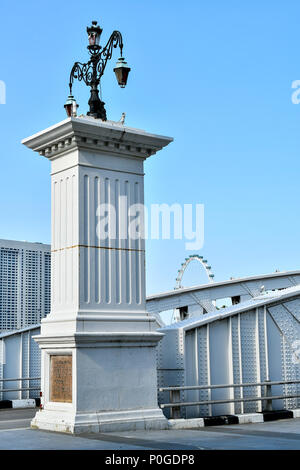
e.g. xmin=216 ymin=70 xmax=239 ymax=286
xmin=22 ymin=116 xmax=173 ymax=433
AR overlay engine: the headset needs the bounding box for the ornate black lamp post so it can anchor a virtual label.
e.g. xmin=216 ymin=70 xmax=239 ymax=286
xmin=65 ymin=20 xmax=131 ymax=121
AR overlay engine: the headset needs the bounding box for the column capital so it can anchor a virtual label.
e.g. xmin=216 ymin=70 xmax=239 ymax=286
xmin=22 ymin=115 xmax=173 ymax=161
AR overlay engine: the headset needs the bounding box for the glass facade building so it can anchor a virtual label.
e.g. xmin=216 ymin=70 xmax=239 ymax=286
xmin=0 ymin=240 xmax=51 ymax=332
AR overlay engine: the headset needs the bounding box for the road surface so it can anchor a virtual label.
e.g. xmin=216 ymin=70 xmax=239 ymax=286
xmin=1 ymin=408 xmax=300 ymax=450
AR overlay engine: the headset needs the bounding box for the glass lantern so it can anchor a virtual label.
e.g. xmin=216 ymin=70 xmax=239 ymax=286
xmin=87 ymin=20 xmax=103 ymax=47
xmin=114 ymin=57 xmax=131 ymax=88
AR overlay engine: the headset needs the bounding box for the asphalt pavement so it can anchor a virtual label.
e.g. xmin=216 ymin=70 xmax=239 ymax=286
xmin=1 ymin=408 xmax=300 ymax=450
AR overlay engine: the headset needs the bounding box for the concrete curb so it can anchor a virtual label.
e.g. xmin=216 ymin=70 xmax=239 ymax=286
xmin=291 ymin=408 xmax=300 ymax=418
xmin=0 ymin=398 xmax=40 ymax=409
xmin=167 ymin=410 xmax=299 ymax=429
xmin=236 ymin=413 xmax=264 ymax=424
xmin=168 ymin=418 xmax=204 ymax=429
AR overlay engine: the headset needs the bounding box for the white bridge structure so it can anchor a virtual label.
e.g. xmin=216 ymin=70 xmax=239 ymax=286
xmin=0 ymin=326 xmax=40 ymax=402
xmin=148 ymin=270 xmax=300 ymax=321
xmin=2 ymin=269 xmax=300 ymax=420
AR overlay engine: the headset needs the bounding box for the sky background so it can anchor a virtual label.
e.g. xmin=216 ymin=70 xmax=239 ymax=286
xmin=1 ymin=0 xmax=300 ymax=308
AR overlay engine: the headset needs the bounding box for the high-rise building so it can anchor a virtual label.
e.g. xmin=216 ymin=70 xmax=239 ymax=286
xmin=0 ymin=239 xmax=51 ymax=331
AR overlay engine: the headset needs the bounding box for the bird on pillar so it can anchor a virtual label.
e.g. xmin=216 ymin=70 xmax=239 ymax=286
xmin=119 ymin=112 xmax=126 ymax=125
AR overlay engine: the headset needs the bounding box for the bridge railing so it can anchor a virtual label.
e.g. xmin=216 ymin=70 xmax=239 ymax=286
xmin=159 ymin=379 xmax=300 ymax=419
xmin=0 ymin=377 xmax=41 ymax=400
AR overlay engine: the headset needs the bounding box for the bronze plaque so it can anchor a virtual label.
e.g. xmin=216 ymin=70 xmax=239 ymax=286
xmin=50 ymin=355 xmax=72 ymax=403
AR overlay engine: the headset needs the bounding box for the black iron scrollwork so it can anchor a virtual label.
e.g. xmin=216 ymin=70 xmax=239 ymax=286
xmin=69 ymin=28 xmax=124 ymax=121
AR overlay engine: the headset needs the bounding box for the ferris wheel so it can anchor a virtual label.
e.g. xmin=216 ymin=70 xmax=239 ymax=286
xmin=175 ymin=254 xmax=215 ymax=290
xmin=170 ymin=255 xmax=215 ymax=323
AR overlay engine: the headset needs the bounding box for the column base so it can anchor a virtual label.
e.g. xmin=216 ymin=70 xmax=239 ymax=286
xmin=33 ymin=330 xmax=167 ymax=434
xmin=31 ymin=408 xmax=168 ymax=434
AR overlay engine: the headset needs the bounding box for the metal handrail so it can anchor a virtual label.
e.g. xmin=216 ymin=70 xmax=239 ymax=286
xmin=0 ymin=387 xmax=40 ymax=393
xmin=159 ymin=379 xmax=300 ymax=419
xmin=161 ymin=394 xmax=300 ymax=409
xmin=0 ymin=377 xmax=40 ymax=382
xmin=159 ymin=379 xmax=300 ymax=392
xmin=0 ymin=377 xmax=41 ymax=398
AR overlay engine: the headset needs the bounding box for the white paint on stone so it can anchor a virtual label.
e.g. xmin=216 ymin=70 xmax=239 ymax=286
xmin=168 ymin=418 xmax=204 ymax=429
xmin=12 ymin=399 xmax=36 ymax=408
xmin=236 ymin=413 xmax=264 ymax=424
xmin=22 ymin=116 xmax=173 ymax=433
xmin=290 ymin=408 xmax=300 ymax=418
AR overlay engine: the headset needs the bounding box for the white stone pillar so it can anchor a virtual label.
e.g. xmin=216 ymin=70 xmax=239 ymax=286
xmin=22 ymin=116 xmax=173 ymax=433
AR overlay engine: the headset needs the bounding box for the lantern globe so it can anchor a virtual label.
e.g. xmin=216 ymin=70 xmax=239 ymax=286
xmin=87 ymin=20 xmax=102 ymax=46
xmin=64 ymin=95 xmax=79 ymax=117
xmin=114 ymin=57 xmax=131 ymax=88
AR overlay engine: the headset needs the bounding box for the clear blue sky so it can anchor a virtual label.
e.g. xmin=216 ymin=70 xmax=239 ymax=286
xmin=1 ymin=0 xmax=300 ymax=297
